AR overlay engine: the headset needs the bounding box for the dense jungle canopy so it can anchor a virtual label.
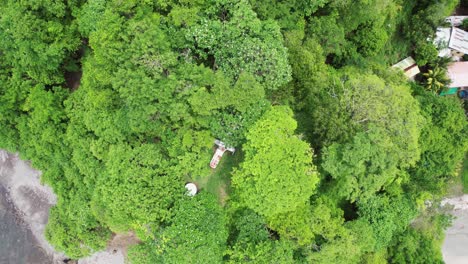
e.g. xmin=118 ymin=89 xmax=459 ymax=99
xmin=1 ymin=0 xmax=468 ymax=263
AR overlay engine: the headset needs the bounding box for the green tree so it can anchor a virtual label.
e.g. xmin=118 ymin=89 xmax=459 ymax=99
xmin=250 ymin=0 xmax=328 ymax=30
xmin=322 ymin=72 xmax=423 ymax=200
xmin=404 ymin=0 xmax=459 ymax=48
xmin=74 ymin=0 xmax=106 ymax=37
xmin=186 ymin=0 xmax=292 ymax=90
xmin=15 ymin=84 xmax=72 ymax=189
xmin=387 ymin=210 xmax=451 ymax=264
xmin=226 ymin=208 xmax=296 ymax=263
xmin=207 ymin=73 xmax=270 ymax=146
xmin=232 ymin=106 xmax=319 ymax=218
xmin=305 ymin=218 xmax=376 ymax=264
xmin=358 ymin=195 xmax=417 ymax=250
xmin=269 ymin=196 xmax=349 ymax=246
xmin=410 ymin=89 xmax=468 ymax=194
xmin=351 ymin=22 xmax=389 ymax=57
xmin=0 ymin=70 xmax=30 ymax=151
xmin=306 ymin=0 xmax=398 ymax=64
xmin=227 ymin=239 xmax=295 ymax=264
xmin=46 ymin=193 xmax=110 ymax=259
xmin=307 ymin=15 xmax=347 ymax=58
xmin=423 ymin=67 xmax=450 ymax=93
xmin=306 ymin=229 xmax=363 ymax=264
xmin=387 ymin=228 xmax=444 ymax=264
xmin=322 ymin=127 xmax=402 ymax=200
xmin=0 ymin=0 xmax=80 ymax=84
xmin=91 ymin=143 xmax=182 ymax=233
xmin=462 ymin=18 xmax=468 ymax=31
xmin=128 ymin=192 xmax=228 ymax=264
xmin=283 ymin=30 xmax=328 ymax=109
xmin=0 ymin=0 xmax=465 ymax=262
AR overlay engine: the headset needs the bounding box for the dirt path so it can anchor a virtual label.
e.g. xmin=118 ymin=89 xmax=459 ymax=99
xmin=78 ymin=232 xmax=140 ymax=264
xmin=442 ymin=195 xmax=468 ymax=263
xmin=64 ymin=71 xmax=82 ymax=91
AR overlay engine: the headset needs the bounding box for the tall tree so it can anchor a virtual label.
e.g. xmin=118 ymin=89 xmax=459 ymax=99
xmin=186 ymin=0 xmax=292 ymax=90
xmin=226 ymin=208 xmax=296 ymax=263
xmin=0 ymin=0 xmax=80 ymax=84
xmin=128 ymin=192 xmax=228 ymax=264
xmin=232 ymin=106 xmax=319 ymax=218
xmin=322 ymin=72 xmax=423 ymax=201
xmin=409 ymin=89 xmax=468 ymax=194
xmin=91 ymin=143 xmax=182 ymax=233
xmin=422 ymin=67 xmax=450 ymax=93
xmin=358 ymin=194 xmax=417 ymax=250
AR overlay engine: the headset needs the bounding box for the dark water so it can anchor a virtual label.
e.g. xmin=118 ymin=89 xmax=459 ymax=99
xmin=0 ymin=186 xmax=52 ymax=264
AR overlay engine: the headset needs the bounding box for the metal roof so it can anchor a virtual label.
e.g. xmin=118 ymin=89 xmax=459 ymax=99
xmin=392 ymin=57 xmax=420 ymax=78
xmin=434 ymin=27 xmax=452 ymax=57
xmin=448 ymin=27 xmax=468 ymax=55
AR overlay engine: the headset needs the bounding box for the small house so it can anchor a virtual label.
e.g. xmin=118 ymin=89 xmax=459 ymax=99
xmin=392 ymin=57 xmax=420 ymax=79
xmin=434 ymin=27 xmax=468 ymax=59
xmin=448 ymin=27 xmax=468 ymax=56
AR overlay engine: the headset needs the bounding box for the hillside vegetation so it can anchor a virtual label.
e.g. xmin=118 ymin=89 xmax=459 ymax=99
xmin=0 ymin=0 xmax=467 ymax=263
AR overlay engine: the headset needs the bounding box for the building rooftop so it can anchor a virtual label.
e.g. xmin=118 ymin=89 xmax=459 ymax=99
xmin=447 ymin=61 xmax=468 ymax=88
xmin=434 ymin=27 xmax=452 ymax=57
xmin=392 ymin=57 xmax=420 ymax=79
xmin=445 ymin=16 xmax=468 ymax=27
xmin=448 ymin=27 xmax=468 ymax=55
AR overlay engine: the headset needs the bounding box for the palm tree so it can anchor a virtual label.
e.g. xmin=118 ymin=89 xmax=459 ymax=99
xmin=430 ymin=56 xmax=452 ymax=69
xmin=423 ymin=67 xmax=450 ymax=93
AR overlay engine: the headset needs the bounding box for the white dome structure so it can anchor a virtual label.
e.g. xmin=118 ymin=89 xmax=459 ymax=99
xmin=185 ymin=183 xmax=198 ymax=196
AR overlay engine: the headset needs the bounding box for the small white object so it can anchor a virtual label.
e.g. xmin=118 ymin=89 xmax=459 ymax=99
xmin=210 ymin=147 xmax=226 ymax=169
xmin=214 ymin=139 xmax=235 ymax=153
xmin=185 ymin=183 xmax=197 ymax=196
xmin=210 ymin=140 xmax=236 ymax=168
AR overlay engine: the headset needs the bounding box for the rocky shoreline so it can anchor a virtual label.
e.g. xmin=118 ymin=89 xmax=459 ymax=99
xmin=2 ymin=149 xmax=468 ymax=264
xmin=0 ymin=150 xmax=65 ymax=263
xmin=0 ymin=184 xmax=53 ymax=264
xmin=0 ymin=150 xmax=127 ymax=264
